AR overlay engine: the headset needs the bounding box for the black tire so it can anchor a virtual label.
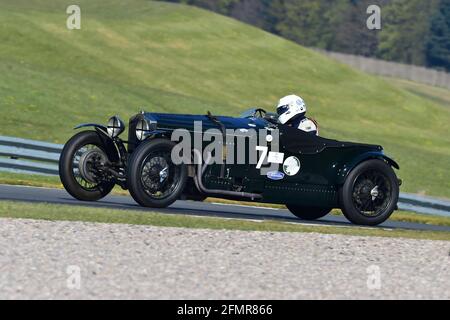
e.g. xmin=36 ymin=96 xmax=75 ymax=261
xmin=181 ymin=178 xmax=207 ymax=202
xmin=127 ymin=139 xmax=187 ymax=208
xmin=340 ymin=159 xmax=399 ymax=226
xmin=59 ymin=131 xmax=115 ymax=201
xmin=286 ymin=205 xmax=332 ymax=220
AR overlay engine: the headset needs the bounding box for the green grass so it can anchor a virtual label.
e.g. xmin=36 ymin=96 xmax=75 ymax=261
xmin=389 ymin=211 xmax=450 ymax=227
xmin=0 ymin=0 xmax=449 ymax=199
xmin=0 ymin=201 xmax=448 ymax=241
xmin=387 ymin=78 xmax=450 ymax=109
xmin=0 ymin=172 xmax=62 ymax=188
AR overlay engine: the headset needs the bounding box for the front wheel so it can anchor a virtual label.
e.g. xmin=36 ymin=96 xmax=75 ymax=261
xmin=59 ymin=131 xmax=115 ymax=201
xmin=340 ymin=159 xmax=399 ymax=226
xmin=286 ymin=205 xmax=332 ymax=220
xmin=127 ymin=139 xmax=187 ymax=208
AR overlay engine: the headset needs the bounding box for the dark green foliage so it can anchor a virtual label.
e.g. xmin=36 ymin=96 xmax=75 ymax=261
xmin=328 ymin=0 xmax=384 ymax=56
xmin=160 ymin=0 xmax=450 ymax=70
xmin=165 ymin=0 xmax=240 ymax=14
xmin=378 ymin=0 xmax=439 ymax=66
xmin=426 ymin=0 xmax=450 ymax=71
xmin=229 ymin=0 xmax=273 ymax=29
xmin=268 ymin=0 xmax=334 ymax=49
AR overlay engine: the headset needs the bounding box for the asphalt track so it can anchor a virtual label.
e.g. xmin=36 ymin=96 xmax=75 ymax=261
xmin=0 ymin=184 xmax=449 ymax=232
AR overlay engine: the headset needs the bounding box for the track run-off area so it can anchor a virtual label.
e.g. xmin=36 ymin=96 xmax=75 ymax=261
xmin=0 ymin=184 xmax=449 ymax=232
xmin=0 ymin=184 xmax=449 ymax=299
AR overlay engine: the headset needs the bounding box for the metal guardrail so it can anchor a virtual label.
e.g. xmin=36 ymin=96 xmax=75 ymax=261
xmin=0 ymin=135 xmax=449 ymax=216
xmin=0 ymin=136 xmax=61 ymax=175
xmin=397 ymin=194 xmax=450 ymax=217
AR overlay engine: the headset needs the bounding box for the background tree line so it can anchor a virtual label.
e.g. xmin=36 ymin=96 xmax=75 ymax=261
xmin=162 ymin=0 xmax=450 ymax=72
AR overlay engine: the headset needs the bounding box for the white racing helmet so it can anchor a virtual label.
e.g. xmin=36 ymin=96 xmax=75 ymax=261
xmin=276 ymin=95 xmax=307 ymax=124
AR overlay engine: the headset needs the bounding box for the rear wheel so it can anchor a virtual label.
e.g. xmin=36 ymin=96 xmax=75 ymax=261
xmin=286 ymin=205 xmax=332 ymax=220
xmin=340 ymin=159 xmax=399 ymax=226
xmin=59 ymin=131 xmax=115 ymax=201
xmin=127 ymin=139 xmax=187 ymax=208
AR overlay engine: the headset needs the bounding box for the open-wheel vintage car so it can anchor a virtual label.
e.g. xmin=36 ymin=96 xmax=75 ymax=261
xmin=59 ymin=108 xmax=401 ymax=226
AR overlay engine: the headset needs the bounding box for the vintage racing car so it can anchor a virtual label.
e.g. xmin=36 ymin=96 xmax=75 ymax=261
xmin=59 ymin=109 xmax=401 ymax=226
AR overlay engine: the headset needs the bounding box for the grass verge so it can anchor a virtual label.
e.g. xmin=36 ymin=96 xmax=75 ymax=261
xmin=0 ymin=172 xmax=62 ymax=188
xmin=1 ymin=171 xmax=450 ymax=227
xmin=0 ymin=201 xmax=448 ymax=241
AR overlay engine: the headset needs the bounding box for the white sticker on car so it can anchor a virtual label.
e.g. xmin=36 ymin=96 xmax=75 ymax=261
xmin=267 ymin=152 xmax=284 ymax=164
xmin=283 ymin=156 xmax=301 ymax=176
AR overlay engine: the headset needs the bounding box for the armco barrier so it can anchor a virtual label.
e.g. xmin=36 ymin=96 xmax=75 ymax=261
xmin=0 ymin=136 xmax=61 ymax=175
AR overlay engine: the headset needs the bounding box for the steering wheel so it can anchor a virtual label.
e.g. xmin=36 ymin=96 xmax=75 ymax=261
xmin=254 ymin=108 xmax=267 ymax=118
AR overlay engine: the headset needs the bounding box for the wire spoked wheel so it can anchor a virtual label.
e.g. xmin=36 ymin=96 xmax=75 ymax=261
xmin=351 ymin=169 xmax=392 ymax=218
xmin=59 ymin=131 xmax=115 ymax=201
xmin=128 ymin=139 xmax=187 ymax=208
xmin=140 ymin=150 xmax=181 ymax=200
xmin=72 ymin=144 xmax=108 ymax=191
xmin=340 ymin=159 xmax=399 ymax=226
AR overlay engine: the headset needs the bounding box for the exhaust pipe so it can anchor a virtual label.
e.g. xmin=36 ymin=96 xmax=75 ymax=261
xmin=192 ymin=149 xmax=262 ymax=200
xmin=206 ymin=112 xmax=226 ymax=178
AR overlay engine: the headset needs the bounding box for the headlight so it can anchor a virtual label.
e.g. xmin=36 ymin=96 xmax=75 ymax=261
xmin=107 ymin=116 xmax=125 ymax=138
xmin=136 ymin=118 xmax=157 ymax=141
xmin=136 ymin=119 xmax=149 ymax=141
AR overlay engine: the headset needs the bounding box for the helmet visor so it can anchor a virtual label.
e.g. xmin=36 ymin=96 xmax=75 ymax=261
xmin=277 ymin=104 xmax=290 ymax=115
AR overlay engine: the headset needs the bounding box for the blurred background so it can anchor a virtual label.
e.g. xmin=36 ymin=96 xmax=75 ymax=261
xmin=166 ymin=0 xmax=450 ymax=72
xmin=0 ymin=0 xmax=449 ymax=199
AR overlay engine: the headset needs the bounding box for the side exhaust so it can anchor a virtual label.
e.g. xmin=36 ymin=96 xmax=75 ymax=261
xmin=192 ymin=149 xmax=262 ymax=201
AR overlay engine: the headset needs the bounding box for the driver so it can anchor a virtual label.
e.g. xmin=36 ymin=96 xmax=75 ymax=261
xmin=276 ymin=95 xmax=318 ymax=135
